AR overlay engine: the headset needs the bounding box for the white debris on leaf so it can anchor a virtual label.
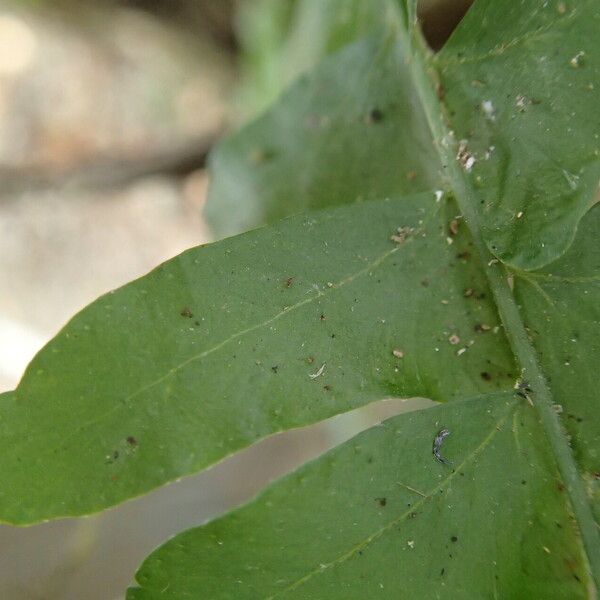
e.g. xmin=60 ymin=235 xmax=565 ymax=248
xmin=481 ymin=99 xmax=496 ymax=121
xmin=434 ymin=190 xmax=444 ymax=202
xmin=456 ymin=139 xmax=475 ymax=172
xmin=391 ymin=226 xmax=414 ymax=244
xmin=309 ymin=363 xmax=326 ymax=379
xmin=570 ymin=51 xmax=585 ymax=68
xmin=516 ymin=94 xmax=529 ymax=112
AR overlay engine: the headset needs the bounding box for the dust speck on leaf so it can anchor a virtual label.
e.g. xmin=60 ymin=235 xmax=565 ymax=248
xmin=515 ymin=94 xmax=530 ymax=112
xmin=481 ymin=99 xmax=496 ymax=120
xmin=456 ymin=140 xmax=475 ymax=172
xmin=309 ymin=363 xmax=326 ymax=379
xmin=180 ymin=307 xmax=193 ymax=318
xmin=449 ymin=334 xmax=460 ymax=345
xmin=570 ymin=51 xmax=585 ymax=68
xmin=392 ymin=349 xmax=404 ymax=359
xmin=391 ymin=226 xmax=414 ymax=244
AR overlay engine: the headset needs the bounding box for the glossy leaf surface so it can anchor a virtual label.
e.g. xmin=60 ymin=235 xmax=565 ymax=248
xmin=128 ymin=394 xmax=591 ymax=599
xmin=0 ymin=194 xmax=514 ymax=524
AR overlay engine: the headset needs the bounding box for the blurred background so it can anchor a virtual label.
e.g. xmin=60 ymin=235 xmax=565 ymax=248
xmin=0 ymin=1 xmax=469 ymax=597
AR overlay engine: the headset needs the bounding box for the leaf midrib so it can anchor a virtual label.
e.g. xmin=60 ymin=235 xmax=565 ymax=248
xmin=399 ymin=2 xmax=600 ymax=589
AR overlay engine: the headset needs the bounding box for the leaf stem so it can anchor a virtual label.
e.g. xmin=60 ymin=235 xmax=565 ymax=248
xmin=400 ymin=4 xmax=600 ymax=589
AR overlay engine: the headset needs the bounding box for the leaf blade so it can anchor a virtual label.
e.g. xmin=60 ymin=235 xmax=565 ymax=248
xmin=127 ymin=393 xmax=591 ymax=599
xmin=0 ymin=195 xmax=516 ymax=524
xmin=206 ymin=33 xmax=442 ymax=237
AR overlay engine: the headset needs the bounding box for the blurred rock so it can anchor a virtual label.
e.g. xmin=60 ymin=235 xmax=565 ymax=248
xmin=0 ymin=1 xmax=232 ymax=174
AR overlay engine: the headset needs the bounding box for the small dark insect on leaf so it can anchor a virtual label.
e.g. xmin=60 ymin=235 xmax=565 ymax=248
xmin=284 ymin=277 xmax=295 ymax=288
xmin=180 ymin=307 xmax=193 ymax=318
xmin=433 ymin=428 xmax=452 ymax=466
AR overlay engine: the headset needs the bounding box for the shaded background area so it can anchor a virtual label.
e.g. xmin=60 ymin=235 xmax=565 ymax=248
xmin=0 ymin=1 xmax=469 ymax=597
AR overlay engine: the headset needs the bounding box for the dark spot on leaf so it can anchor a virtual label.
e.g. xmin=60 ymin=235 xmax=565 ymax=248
xmin=436 ymin=82 xmax=446 ymax=100
xmin=480 ymin=372 xmax=492 ymax=381
xmin=126 ymin=436 xmax=137 ymax=447
xmin=194 ymin=321 xmax=200 ymax=326
xmin=451 ymin=536 xmax=458 ymax=543
xmin=180 ymin=307 xmax=193 ymax=318
xmin=421 ymin=279 xmax=430 ymax=287
xmin=323 ymin=385 xmax=332 ymax=391
xmin=366 ymin=107 xmax=384 ymax=123
xmin=457 ymin=251 xmax=471 ymax=260
xmin=284 ymin=277 xmax=295 ymax=288
xmin=376 ymin=497 xmax=387 ymax=507
xmin=271 ymin=365 xmax=279 ymax=374
xmin=440 ymin=568 xmax=445 ymax=576
xmin=521 ymin=480 xmax=527 ymax=485
xmin=250 ymin=147 xmax=276 ymax=164
xmin=320 ymin=314 xmax=326 ymax=321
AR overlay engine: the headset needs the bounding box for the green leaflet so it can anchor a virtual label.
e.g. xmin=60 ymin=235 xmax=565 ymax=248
xmin=0 ymin=194 xmax=515 ymax=524
xmin=435 ymin=0 xmax=600 ymax=270
xmin=127 ymin=394 xmax=591 ymax=599
xmin=206 ymin=32 xmax=441 ymax=237
xmin=214 ymin=0 xmax=600 ymax=272
xmin=513 ymin=202 xmax=600 ymax=520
